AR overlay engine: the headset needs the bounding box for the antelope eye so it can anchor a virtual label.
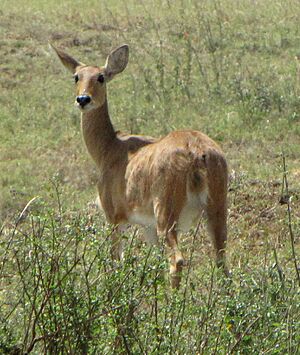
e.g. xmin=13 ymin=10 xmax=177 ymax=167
xmin=74 ymin=74 xmax=79 ymax=83
xmin=98 ymin=74 xmax=105 ymax=83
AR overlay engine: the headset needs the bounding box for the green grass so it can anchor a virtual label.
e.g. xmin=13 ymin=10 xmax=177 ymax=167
xmin=1 ymin=192 xmax=299 ymax=353
xmin=1 ymin=0 xmax=300 ymax=353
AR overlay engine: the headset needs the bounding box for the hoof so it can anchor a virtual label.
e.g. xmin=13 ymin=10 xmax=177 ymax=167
xmin=176 ymin=257 xmax=184 ymax=268
xmin=174 ymin=250 xmax=185 ymax=269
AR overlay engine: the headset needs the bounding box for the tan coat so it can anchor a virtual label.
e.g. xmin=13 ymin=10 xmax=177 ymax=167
xmin=52 ymin=44 xmax=229 ymax=288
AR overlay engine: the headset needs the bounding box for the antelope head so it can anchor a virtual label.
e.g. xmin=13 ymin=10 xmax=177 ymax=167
xmin=51 ymin=44 xmax=129 ymax=112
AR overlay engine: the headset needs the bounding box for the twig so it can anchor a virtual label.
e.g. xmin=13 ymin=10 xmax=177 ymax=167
xmin=229 ymin=316 xmax=261 ymax=353
xmin=174 ymin=219 xmax=202 ymax=351
xmin=281 ymin=151 xmax=300 ymax=287
xmin=17 ymin=196 xmax=39 ymax=223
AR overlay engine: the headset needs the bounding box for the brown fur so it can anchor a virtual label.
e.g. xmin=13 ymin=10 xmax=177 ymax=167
xmin=51 ymin=43 xmax=229 ymax=288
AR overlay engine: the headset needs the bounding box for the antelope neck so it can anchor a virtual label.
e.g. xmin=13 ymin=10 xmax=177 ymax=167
xmin=80 ymin=99 xmax=116 ymax=168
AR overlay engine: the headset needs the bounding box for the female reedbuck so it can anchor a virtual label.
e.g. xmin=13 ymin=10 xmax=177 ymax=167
xmin=51 ymin=44 xmax=229 ymax=288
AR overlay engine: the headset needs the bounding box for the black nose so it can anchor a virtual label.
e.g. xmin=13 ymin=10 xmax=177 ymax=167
xmin=76 ymin=95 xmax=91 ymax=107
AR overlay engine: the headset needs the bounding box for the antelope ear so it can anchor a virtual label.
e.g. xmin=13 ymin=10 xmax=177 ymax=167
xmin=50 ymin=43 xmax=85 ymax=73
xmin=104 ymin=44 xmax=129 ymax=80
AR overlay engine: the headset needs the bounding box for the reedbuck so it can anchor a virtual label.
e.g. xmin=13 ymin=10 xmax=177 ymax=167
xmin=52 ymin=44 xmax=229 ymax=288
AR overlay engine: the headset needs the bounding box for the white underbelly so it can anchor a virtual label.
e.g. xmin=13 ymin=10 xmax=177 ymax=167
xmin=128 ymin=188 xmax=208 ymax=232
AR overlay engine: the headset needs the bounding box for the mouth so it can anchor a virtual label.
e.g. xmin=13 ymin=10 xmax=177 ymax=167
xmin=75 ymin=101 xmax=95 ymax=112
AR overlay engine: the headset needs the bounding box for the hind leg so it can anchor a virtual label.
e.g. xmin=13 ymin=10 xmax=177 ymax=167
xmin=207 ymin=201 xmax=230 ymax=276
xmin=165 ymin=226 xmax=185 ymax=288
xmin=154 ymin=200 xmax=185 ymax=289
xmin=205 ymin=151 xmax=230 ymax=276
xmin=111 ymin=225 xmax=127 ymax=261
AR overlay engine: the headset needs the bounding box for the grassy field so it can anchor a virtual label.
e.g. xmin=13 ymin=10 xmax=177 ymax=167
xmin=1 ymin=0 xmax=300 ymax=353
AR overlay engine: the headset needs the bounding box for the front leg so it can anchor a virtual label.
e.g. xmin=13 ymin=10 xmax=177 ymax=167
xmin=96 ymin=184 xmax=128 ymax=261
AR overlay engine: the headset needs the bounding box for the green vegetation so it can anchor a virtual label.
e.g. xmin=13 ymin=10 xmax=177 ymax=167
xmin=1 ymin=0 xmax=300 ymax=353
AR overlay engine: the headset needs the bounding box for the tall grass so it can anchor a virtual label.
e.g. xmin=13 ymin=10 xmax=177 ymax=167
xmin=1 ymin=175 xmax=300 ymax=353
